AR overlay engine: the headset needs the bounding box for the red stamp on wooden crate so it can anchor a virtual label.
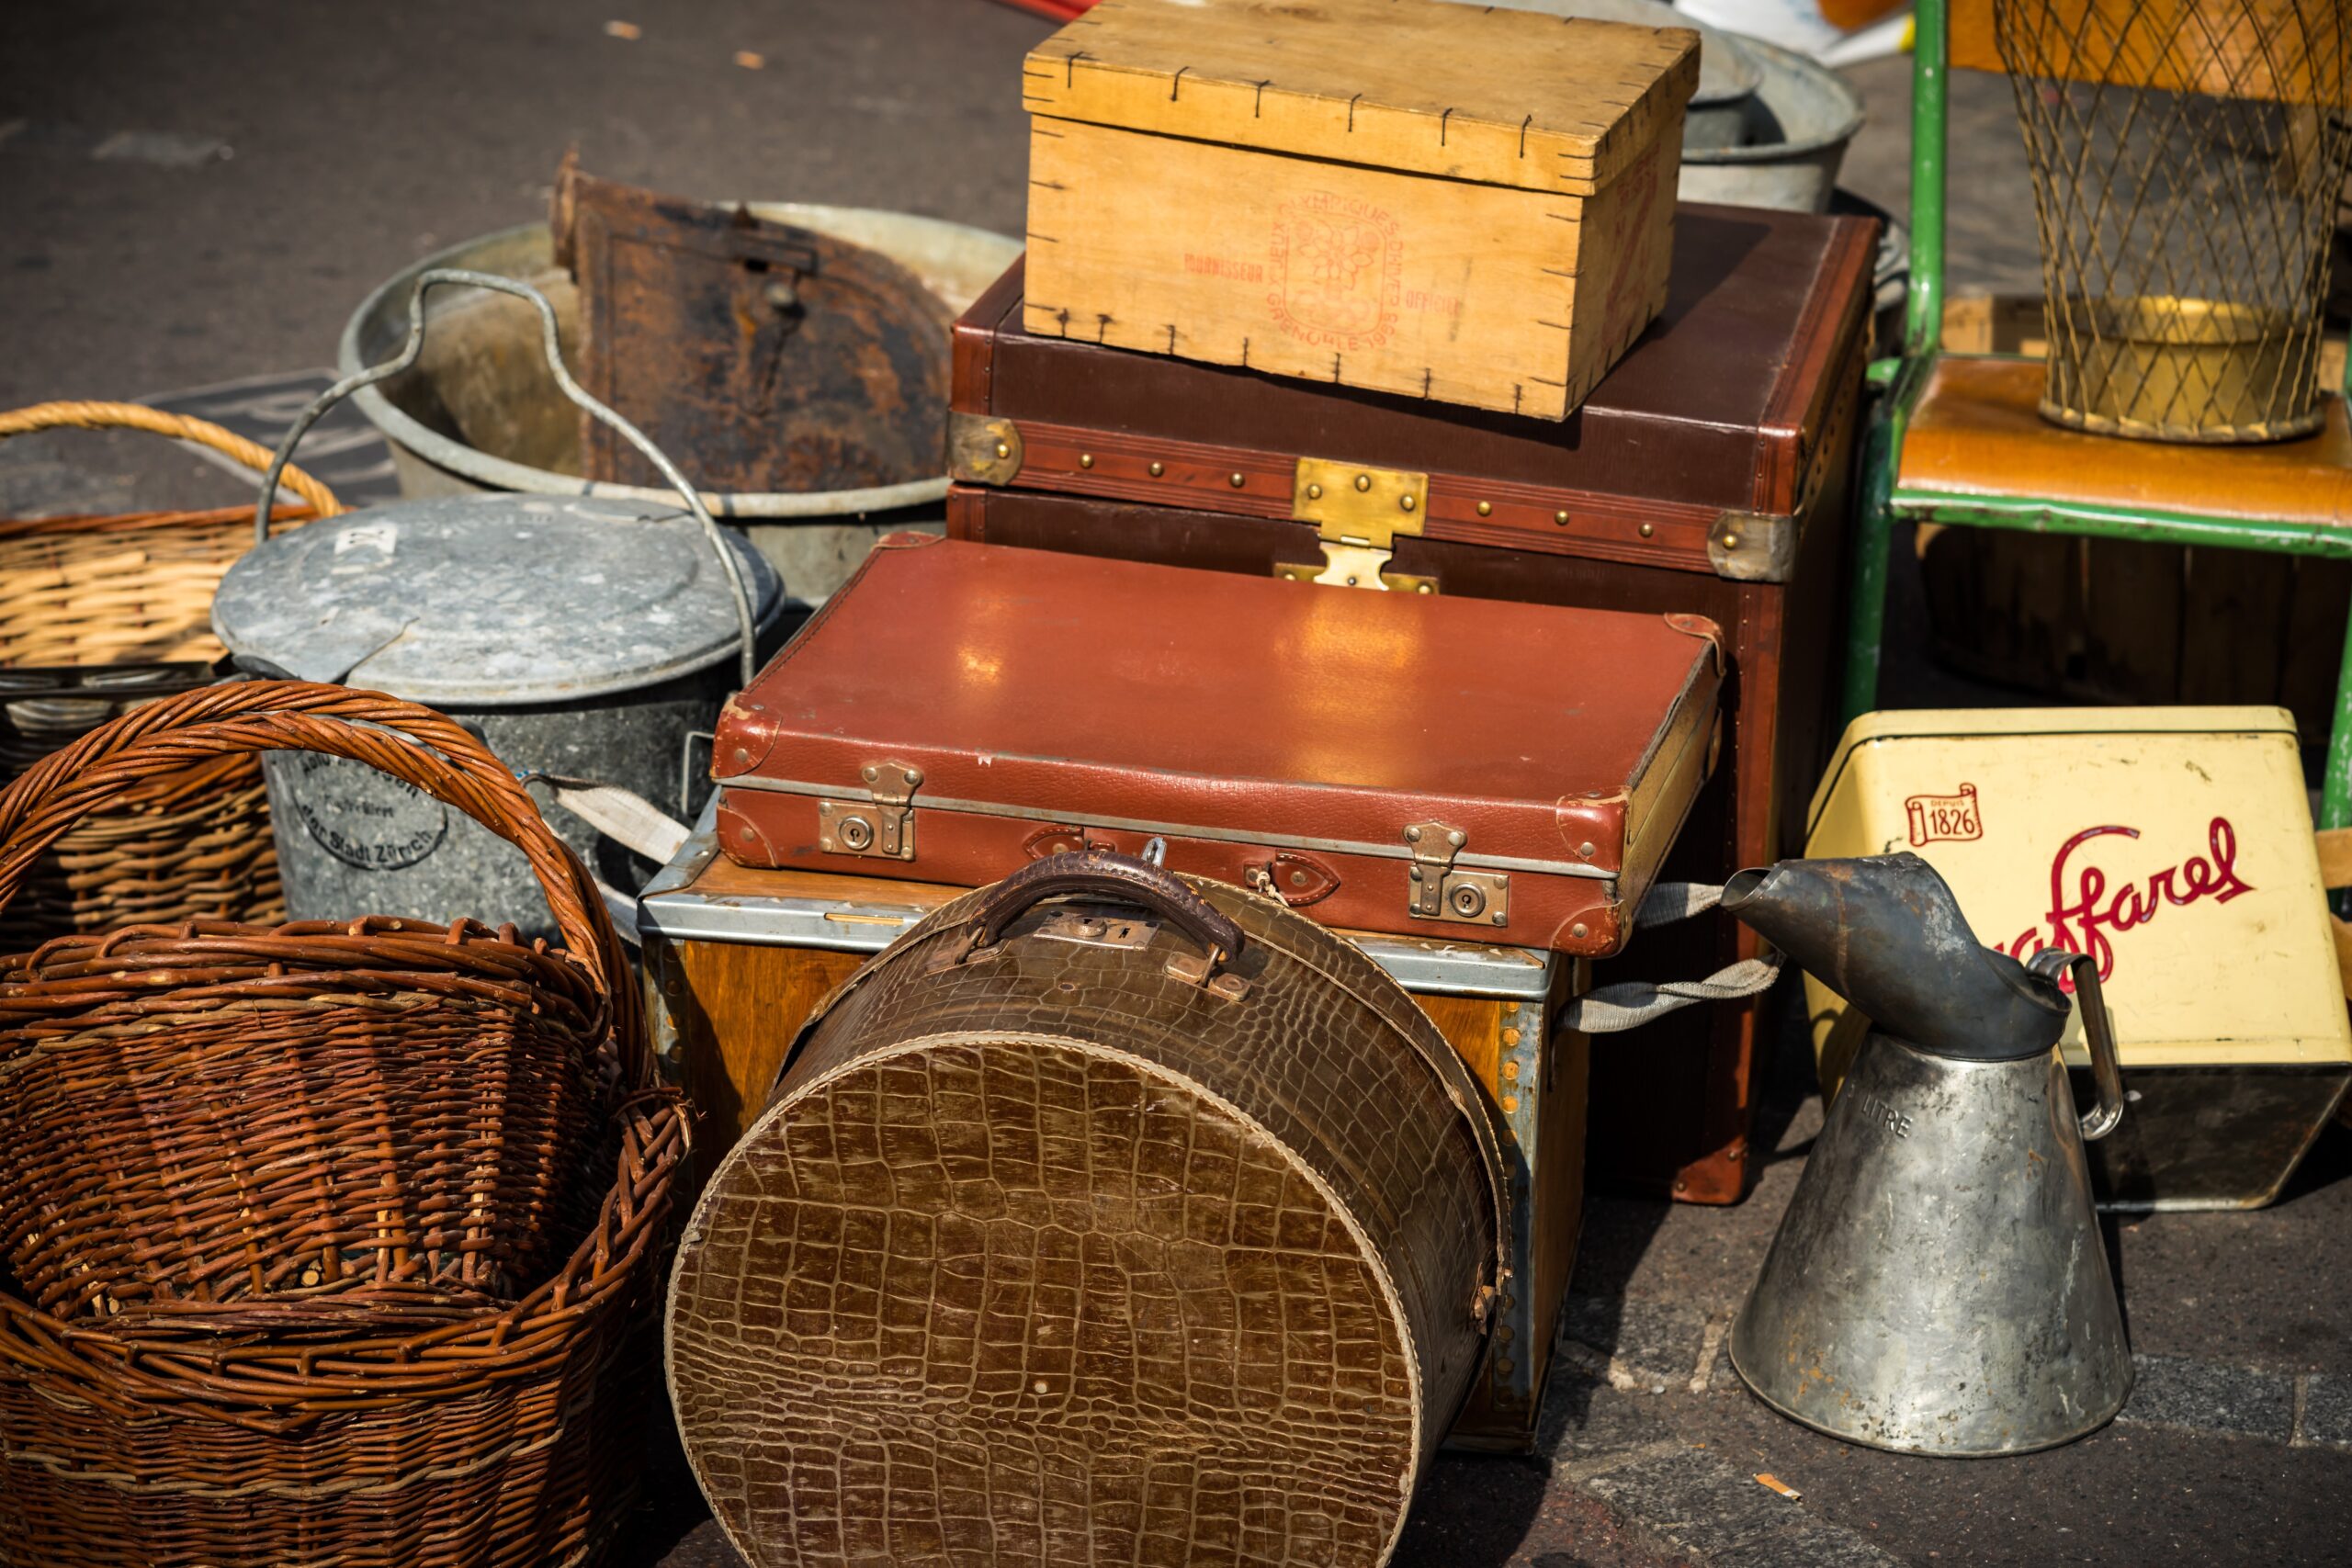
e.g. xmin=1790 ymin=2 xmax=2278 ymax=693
xmin=1267 ymin=192 xmax=1401 ymax=352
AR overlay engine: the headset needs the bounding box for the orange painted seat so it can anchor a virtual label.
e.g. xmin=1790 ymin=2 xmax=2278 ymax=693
xmin=1895 ymin=355 xmax=2352 ymax=527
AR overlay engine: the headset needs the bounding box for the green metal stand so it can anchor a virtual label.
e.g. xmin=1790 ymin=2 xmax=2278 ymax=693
xmin=1838 ymin=0 xmax=2352 ymax=861
xmin=1839 ymin=414 xmax=1899 ymax=726
xmin=2325 ymin=608 xmax=2352 ymax=832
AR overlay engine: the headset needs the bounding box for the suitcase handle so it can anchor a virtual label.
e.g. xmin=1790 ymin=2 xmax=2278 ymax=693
xmin=968 ymin=850 xmax=1249 ymax=981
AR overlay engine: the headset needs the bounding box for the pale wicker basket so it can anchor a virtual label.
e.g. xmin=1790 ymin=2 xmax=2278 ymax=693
xmin=0 ymin=400 xmax=343 ymax=948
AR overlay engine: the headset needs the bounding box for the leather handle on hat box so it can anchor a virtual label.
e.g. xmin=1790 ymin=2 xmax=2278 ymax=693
xmin=967 ymin=849 xmax=1248 ymax=968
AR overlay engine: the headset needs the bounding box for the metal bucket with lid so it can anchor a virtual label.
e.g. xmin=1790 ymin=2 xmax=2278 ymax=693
xmin=215 ymin=271 xmax=783 ymax=938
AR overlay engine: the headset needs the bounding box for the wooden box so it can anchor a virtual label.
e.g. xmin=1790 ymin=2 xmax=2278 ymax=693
xmin=639 ymin=814 xmax=1589 ymax=1450
xmin=1020 ymin=0 xmax=1698 ymax=419
xmin=1804 ymin=706 xmax=2352 ymax=1210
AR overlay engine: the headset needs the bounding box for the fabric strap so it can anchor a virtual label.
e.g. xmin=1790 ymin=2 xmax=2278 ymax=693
xmin=544 ymin=781 xmax=692 ymax=866
xmin=521 ymin=776 xmax=693 ymax=949
xmin=1558 ymin=881 xmax=1783 ymax=1034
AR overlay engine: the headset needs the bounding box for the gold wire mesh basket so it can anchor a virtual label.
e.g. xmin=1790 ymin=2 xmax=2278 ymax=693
xmin=1996 ymin=0 xmax=2352 ymax=443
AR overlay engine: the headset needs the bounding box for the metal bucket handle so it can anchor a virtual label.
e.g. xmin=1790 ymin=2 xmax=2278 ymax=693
xmin=254 ymin=267 xmax=760 ymax=687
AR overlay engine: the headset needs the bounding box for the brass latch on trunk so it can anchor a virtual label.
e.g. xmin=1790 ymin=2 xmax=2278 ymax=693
xmin=819 ymin=761 xmax=922 ymax=860
xmin=1275 ymin=457 xmax=1438 ymax=594
xmin=1405 ymin=820 xmax=1510 ymax=928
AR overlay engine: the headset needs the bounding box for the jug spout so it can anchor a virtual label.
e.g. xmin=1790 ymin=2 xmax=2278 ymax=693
xmin=1722 ymin=852 xmax=2069 ymax=1061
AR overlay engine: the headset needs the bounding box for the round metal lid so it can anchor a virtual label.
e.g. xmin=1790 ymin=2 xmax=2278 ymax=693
xmin=213 ymin=495 xmax=783 ymax=705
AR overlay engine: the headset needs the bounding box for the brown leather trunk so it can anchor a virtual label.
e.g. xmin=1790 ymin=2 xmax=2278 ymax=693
xmin=711 ymin=535 xmax=1724 ymax=958
xmin=944 ymin=205 xmax=1878 ymax=1202
xmin=667 ymin=854 xmax=1510 ymax=1566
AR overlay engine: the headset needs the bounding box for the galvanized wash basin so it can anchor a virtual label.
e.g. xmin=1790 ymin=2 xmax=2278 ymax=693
xmin=339 ymin=206 xmax=1021 ymax=607
xmin=1453 ymin=0 xmax=1863 ymax=213
xmin=1675 ymin=34 xmax=1865 ymax=214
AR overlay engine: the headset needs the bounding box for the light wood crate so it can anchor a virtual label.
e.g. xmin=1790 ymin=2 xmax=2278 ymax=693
xmin=1019 ymin=0 xmax=1698 ymax=420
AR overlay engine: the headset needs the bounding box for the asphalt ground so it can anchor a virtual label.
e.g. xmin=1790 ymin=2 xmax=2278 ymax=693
xmin=5 ymin=5 xmax=2349 ymax=1566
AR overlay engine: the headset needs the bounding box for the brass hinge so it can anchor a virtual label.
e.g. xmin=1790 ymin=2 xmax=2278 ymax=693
xmin=818 ymin=761 xmax=922 ymax=860
xmin=947 ymin=412 xmax=1023 ymax=485
xmin=1404 ymin=820 xmax=1510 ymax=928
xmin=1274 ymin=457 xmax=1438 ymax=594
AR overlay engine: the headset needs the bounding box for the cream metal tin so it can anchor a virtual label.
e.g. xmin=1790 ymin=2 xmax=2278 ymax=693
xmin=1804 ymin=707 xmax=2351 ymax=1210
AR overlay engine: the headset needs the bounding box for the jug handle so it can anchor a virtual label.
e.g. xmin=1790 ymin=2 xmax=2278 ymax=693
xmin=2032 ymin=949 xmax=2126 ymax=1141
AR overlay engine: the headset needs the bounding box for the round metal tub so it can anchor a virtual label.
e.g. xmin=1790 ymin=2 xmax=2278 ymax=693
xmin=1463 ymin=0 xmax=1764 ymax=150
xmin=1676 ymin=36 xmax=1866 ymax=214
xmin=340 ymin=207 xmax=1022 ymax=606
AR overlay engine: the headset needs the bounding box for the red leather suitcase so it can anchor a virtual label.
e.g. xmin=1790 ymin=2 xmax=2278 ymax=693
xmin=942 ymin=203 xmax=1877 ymax=1201
xmin=713 ymin=536 xmax=1722 ymax=958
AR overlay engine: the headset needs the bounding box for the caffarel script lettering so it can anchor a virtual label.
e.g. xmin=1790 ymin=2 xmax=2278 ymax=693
xmin=2006 ymin=817 xmax=2251 ymax=980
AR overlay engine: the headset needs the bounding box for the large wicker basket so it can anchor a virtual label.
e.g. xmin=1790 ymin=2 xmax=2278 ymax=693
xmin=0 ymin=682 xmax=639 ymax=1325
xmin=0 ymin=400 xmax=345 ymax=952
xmin=0 ymin=680 xmax=688 ymax=1566
xmin=0 ymin=1099 xmax=687 ymax=1567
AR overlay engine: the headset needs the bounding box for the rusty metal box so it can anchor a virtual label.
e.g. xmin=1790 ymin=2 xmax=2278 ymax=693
xmin=1804 ymin=707 xmax=2352 ymax=1210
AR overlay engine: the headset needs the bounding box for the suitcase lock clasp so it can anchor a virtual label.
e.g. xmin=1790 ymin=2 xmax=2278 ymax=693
xmin=1405 ymin=821 xmax=1511 ymax=928
xmin=818 ymin=761 xmax=921 ymax=860
xmin=1277 ymin=457 xmax=1439 ymax=595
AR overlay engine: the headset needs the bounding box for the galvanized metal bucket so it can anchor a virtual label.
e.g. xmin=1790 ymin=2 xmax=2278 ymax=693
xmin=218 ymin=271 xmax=783 ymax=940
xmin=1674 ymin=34 xmax=1865 ymax=215
xmin=1448 ymin=2 xmax=1860 ymax=212
xmin=339 ymin=207 xmax=1021 ymax=606
xmin=1460 ymin=0 xmax=1765 ymax=149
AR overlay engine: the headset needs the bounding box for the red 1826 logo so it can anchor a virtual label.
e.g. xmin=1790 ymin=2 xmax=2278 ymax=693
xmin=1905 ymin=783 xmax=1981 ymax=846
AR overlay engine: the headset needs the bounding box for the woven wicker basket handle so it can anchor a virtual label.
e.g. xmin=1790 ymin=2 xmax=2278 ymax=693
xmin=0 ymin=679 xmax=644 ymax=1082
xmin=0 ymin=400 xmax=345 ymax=520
